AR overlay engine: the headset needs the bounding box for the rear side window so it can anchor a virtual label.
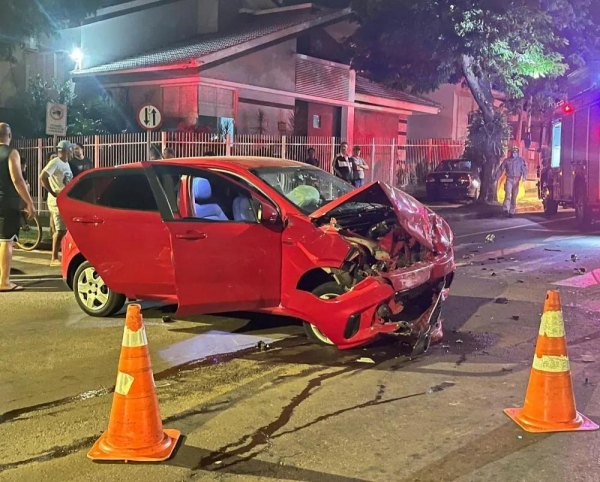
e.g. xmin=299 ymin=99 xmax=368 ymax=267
xmin=67 ymin=170 xmax=158 ymax=212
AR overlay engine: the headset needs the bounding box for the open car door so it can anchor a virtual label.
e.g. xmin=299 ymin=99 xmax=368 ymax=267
xmin=147 ymin=163 xmax=283 ymax=316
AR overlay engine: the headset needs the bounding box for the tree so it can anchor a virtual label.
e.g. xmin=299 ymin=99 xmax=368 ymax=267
xmin=11 ymin=76 xmax=134 ymax=138
xmin=348 ymin=0 xmax=600 ymax=202
xmin=0 ymin=0 xmax=106 ymax=60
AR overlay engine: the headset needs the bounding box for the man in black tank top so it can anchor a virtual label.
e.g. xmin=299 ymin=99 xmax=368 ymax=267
xmin=0 ymin=123 xmax=36 ymax=292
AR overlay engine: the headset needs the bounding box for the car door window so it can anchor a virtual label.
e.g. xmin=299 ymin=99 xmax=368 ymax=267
xmin=151 ymin=165 xmax=259 ymax=223
xmin=67 ymin=169 xmax=159 ymax=212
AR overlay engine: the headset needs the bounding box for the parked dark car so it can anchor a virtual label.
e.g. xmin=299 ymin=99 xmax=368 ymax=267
xmin=426 ymin=159 xmax=482 ymax=202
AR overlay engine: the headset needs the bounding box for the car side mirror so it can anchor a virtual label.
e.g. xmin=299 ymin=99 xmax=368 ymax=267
xmin=256 ymin=200 xmax=279 ymax=224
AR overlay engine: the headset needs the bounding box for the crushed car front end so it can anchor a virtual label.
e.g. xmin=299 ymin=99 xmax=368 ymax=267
xmin=288 ymin=182 xmax=455 ymax=352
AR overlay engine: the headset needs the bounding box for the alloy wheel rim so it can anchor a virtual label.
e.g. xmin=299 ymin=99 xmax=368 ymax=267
xmin=77 ymin=267 xmax=110 ymax=311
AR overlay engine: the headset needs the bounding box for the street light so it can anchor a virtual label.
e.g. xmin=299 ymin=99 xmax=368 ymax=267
xmin=70 ymin=48 xmax=84 ymax=69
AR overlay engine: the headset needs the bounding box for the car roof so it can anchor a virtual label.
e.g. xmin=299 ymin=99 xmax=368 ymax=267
xmin=114 ymin=156 xmax=314 ymax=171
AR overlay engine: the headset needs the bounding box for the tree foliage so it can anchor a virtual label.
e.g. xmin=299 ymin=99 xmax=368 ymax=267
xmin=11 ymin=76 xmax=133 ymax=138
xmin=0 ymin=0 xmax=106 ymax=60
xmin=348 ymin=0 xmax=600 ymax=200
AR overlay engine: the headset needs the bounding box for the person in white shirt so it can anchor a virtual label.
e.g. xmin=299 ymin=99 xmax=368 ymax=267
xmin=40 ymin=140 xmax=73 ymax=266
xmin=351 ymin=145 xmax=370 ymax=187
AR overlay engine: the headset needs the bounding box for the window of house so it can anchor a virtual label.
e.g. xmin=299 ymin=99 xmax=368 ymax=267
xmin=67 ymin=170 xmax=158 ymax=212
xmin=198 ymin=85 xmax=235 ymax=135
xmin=312 ymin=115 xmax=321 ymax=128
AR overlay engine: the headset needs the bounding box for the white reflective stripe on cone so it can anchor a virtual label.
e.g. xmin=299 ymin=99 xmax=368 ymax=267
xmin=532 ymin=354 xmax=570 ymax=373
xmin=115 ymin=371 xmax=135 ymax=395
xmin=539 ymin=311 xmax=565 ymax=338
xmin=122 ymin=326 xmax=148 ymax=347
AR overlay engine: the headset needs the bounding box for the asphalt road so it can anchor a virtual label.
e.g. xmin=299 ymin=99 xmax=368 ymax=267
xmin=2 ymin=208 xmax=600 ymax=481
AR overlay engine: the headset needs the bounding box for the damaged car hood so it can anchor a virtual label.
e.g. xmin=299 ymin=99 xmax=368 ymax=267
xmin=310 ymin=182 xmax=453 ymax=252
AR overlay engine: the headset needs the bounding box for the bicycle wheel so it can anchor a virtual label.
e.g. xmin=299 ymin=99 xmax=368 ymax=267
xmin=16 ymin=215 xmax=43 ymax=251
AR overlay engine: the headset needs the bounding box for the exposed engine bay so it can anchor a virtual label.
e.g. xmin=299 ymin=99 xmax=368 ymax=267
xmin=314 ymin=202 xmax=448 ymax=354
xmin=314 ymin=203 xmax=432 ymax=285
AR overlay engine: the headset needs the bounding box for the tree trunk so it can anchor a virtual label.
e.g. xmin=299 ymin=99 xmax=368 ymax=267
xmin=461 ymin=54 xmax=502 ymax=204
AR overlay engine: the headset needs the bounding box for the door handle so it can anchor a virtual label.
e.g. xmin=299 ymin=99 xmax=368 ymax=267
xmin=175 ymin=231 xmax=207 ymax=240
xmin=72 ymin=216 xmax=104 ymax=224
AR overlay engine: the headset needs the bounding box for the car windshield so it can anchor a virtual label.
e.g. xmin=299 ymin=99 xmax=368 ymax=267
xmin=436 ymin=160 xmax=474 ymax=172
xmin=251 ymin=166 xmax=354 ymax=214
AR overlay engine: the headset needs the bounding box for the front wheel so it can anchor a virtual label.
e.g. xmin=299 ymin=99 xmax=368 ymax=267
xmin=303 ymin=281 xmax=345 ymax=346
xmin=73 ymin=261 xmax=126 ymax=317
xmin=543 ymin=195 xmax=559 ymax=216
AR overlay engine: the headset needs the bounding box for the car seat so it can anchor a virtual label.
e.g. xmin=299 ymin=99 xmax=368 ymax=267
xmin=232 ymin=195 xmax=257 ymax=222
xmin=192 ymin=178 xmax=228 ymax=221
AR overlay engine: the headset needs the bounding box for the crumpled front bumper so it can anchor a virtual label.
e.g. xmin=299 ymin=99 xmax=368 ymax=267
xmin=286 ymin=252 xmax=455 ymax=350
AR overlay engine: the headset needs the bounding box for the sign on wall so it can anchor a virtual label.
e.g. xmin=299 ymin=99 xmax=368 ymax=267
xmin=137 ymin=104 xmax=163 ymax=131
xmin=45 ymin=103 xmax=68 ymax=137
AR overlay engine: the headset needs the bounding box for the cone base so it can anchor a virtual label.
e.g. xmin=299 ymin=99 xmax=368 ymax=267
xmin=504 ymin=408 xmax=599 ymax=433
xmin=87 ymin=428 xmax=181 ymax=462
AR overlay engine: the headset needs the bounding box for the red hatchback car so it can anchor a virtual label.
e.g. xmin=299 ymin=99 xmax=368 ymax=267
xmin=59 ymin=157 xmax=455 ymax=352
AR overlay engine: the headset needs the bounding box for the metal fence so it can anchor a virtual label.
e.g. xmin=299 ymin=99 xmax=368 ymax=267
xmin=14 ymin=133 xmax=464 ymax=212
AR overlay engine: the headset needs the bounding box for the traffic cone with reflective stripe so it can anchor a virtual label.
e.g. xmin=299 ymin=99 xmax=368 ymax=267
xmin=504 ymin=291 xmax=599 ymax=433
xmin=88 ymin=304 xmax=180 ymax=461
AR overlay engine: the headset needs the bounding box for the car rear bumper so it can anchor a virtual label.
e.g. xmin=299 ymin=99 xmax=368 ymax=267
xmin=283 ymin=253 xmax=455 ymax=349
xmin=427 ymin=185 xmax=478 ymax=199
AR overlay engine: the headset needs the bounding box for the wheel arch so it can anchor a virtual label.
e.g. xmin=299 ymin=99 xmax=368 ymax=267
xmin=66 ymin=253 xmax=86 ymax=290
xmin=296 ymin=268 xmax=337 ymax=293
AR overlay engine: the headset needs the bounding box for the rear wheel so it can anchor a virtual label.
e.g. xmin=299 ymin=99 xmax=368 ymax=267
xmin=73 ymin=261 xmax=126 ymax=317
xmin=574 ymin=184 xmax=592 ymax=231
xmin=303 ymin=281 xmax=345 ymax=346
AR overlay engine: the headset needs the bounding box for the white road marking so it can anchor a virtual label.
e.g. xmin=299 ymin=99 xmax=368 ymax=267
xmin=454 ymin=217 xmax=576 ymax=239
xmin=553 ymin=269 xmax=600 ymax=289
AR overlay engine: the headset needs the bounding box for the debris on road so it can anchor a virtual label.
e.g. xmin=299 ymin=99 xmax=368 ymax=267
xmin=485 ymin=234 xmax=495 ymax=243
xmin=517 ymin=280 xmax=525 ymax=283
xmin=161 ymin=315 xmax=174 ymax=323
xmin=574 ymin=267 xmax=587 ymax=275
xmin=491 ymin=272 xmax=497 ymax=277
xmin=456 ymin=339 xmax=464 ymax=344
xmin=571 ymin=254 xmax=579 ymax=262
xmin=544 ymin=248 xmax=562 ymax=252
xmin=511 ymin=315 xmax=520 ymax=321
xmin=462 ymin=254 xmax=474 ymax=260
xmin=502 ymin=367 xmax=514 ymax=372
xmin=257 ymin=340 xmax=272 ymax=352
xmin=581 ymin=355 xmax=595 ymax=363
xmin=356 ymin=357 xmax=376 ymax=364
xmin=494 ymin=297 xmax=509 ymax=304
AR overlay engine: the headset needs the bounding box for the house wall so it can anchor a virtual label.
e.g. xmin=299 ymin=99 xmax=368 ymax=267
xmin=0 ymin=53 xmax=25 ymax=108
xmin=203 ymin=40 xmax=297 ymax=135
xmin=307 ymin=102 xmax=337 ymax=137
xmin=407 ymin=84 xmax=456 ymax=139
xmin=77 ymin=0 xmax=201 ymax=68
xmin=354 ymin=109 xmax=399 ymax=140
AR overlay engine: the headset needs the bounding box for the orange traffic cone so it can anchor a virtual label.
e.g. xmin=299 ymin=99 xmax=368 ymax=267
xmin=504 ymin=291 xmax=599 ymax=433
xmin=88 ymin=304 xmax=180 ymax=461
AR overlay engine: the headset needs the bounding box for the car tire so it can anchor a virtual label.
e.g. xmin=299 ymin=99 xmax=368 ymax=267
xmin=73 ymin=261 xmax=126 ymax=317
xmin=303 ymin=281 xmax=346 ymax=346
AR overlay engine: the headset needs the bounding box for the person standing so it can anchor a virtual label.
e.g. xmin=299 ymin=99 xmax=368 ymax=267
xmin=0 ymin=123 xmax=36 ymax=292
xmin=69 ymin=143 xmax=93 ymax=178
xmin=40 ymin=140 xmax=73 ymax=266
xmin=496 ymin=146 xmax=528 ymax=218
xmin=350 ymin=145 xmax=369 ymax=188
xmin=333 ymin=142 xmax=353 ymax=183
xmin=163 ymin=147 xmax=176 ymax=159
xmin=305 ymin=148 xmax=320 ymax=167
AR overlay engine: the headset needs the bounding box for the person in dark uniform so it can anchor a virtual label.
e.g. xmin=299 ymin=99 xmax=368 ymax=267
xmin=0 ymin=123 xmax=36 ymax=292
